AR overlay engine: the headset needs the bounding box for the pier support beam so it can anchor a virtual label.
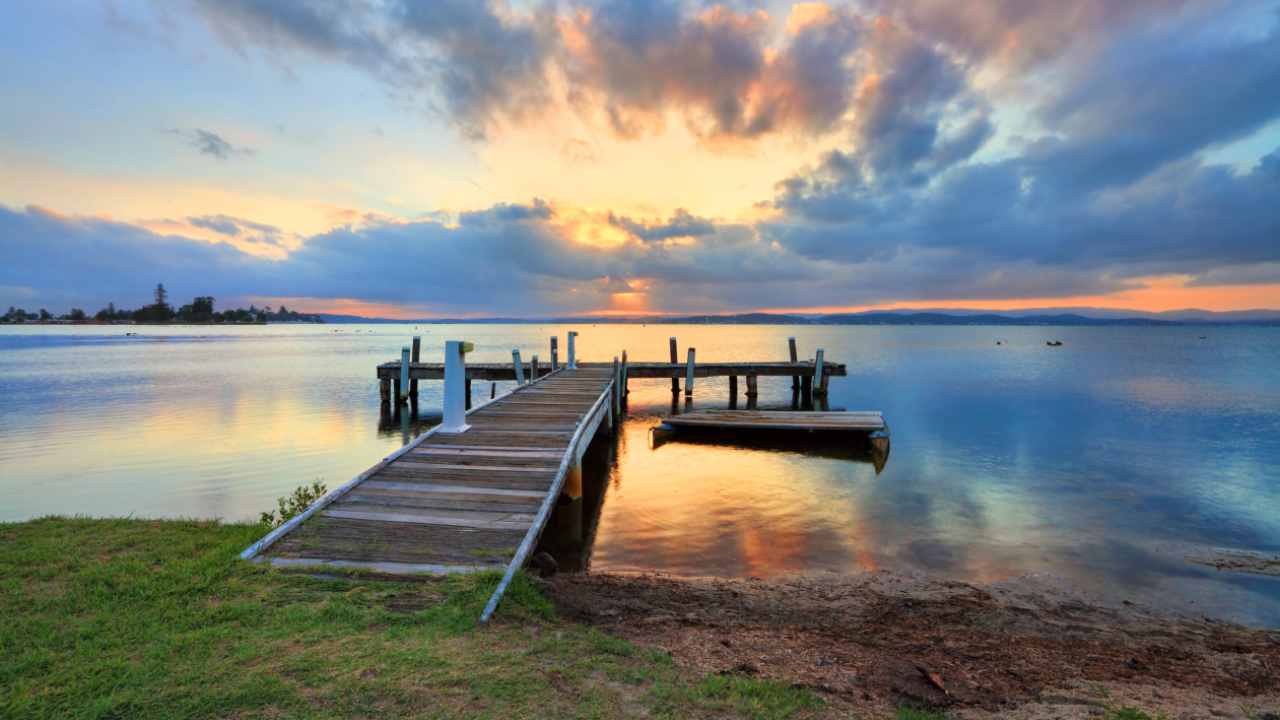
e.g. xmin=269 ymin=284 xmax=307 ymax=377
xmin=512 ymin=349 xmax=525 ymax=385
xmin=684 ymin=347 xmax=696 ymax=398
xmin=729 ymin=375 xmax=738 ymax=407
xmin=813 ymin=349 xmax=827 ymax=399
xmin=669 ymin=337 xmax=679 ymax=394
xmin=620 ymin=350 xmax=629 ymax=405
xmin=409 ymin=336 xmax=421 ymax=401
xmin=531 ymin=354 xmax=540 ymax=381
xmin=465 ymin=378 xmax=473 ymax=410
xmin=379 ymin=378 xmax=391 ymax=407
xmin=801 ymin=374 xmax=813 ymax=408
xmin=745 ymin=374 xmax=758 ymax=398
xmin=788 ymin=337 xmax=799 ymax=391
xmin=398 ymin=346 xmax=410 ymax=405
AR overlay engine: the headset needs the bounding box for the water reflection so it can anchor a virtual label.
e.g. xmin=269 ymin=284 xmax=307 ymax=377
xmin=3 ymin=323 xmax=1279 ymax=625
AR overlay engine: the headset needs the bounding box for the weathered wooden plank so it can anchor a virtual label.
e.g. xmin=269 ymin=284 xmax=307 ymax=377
xmin=361 ymin=480 xmax=545 ymax=498
xmin=324 ymin=509 xmax=532 ymax=531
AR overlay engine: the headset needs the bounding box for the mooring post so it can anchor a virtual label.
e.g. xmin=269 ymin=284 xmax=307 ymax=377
xmin=567 ymin=331 xmax=578 ymax=369
xmin=465 ymin=378 xmax=473 ymax=410
xmin=490 ymin=382 xmax=496 ymax=399
xmin=550 ymin=336 xmax=559 ymax=370
xmin=814 ymin=348 xmax=826 ymax=398
xmin=685 ymin=347 xmax=696 ymax=398
xmin=669 ymin=337 xmax=679 ymax=393
xmin=729 ymin=375 xmax=738 ymax=407
xmin=746 ymin=374 xmax=758 ymax=398
xmin=621 ymin=350 xmax=629 ymax=402
xmin=440 ymin=340 xmax=473 ymax=433
xmin=531 ymin=354 xmax=540 ymax=380
xmin=409 ymin=336 xmax=421 ymax=400
xmin=398 ymin=346 xmax=411 ymax=404
xmin=788 ymin=337 xmax=799 ymax=391
xmin=512 ymin=349 xmax=525 ymax=384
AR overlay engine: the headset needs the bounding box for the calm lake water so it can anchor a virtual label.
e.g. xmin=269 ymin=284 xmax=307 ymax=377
xmin=2 ymin=324 xmax=1278 ymax=625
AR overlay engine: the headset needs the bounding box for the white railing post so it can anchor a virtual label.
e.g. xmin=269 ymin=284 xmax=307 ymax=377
xmin=567 ymin=331 xmax=578 ymax=369
xmin=512 ymin=349 xmax=525 ymax=384
xmin=441 ymin=340 xmax=472 ymax=433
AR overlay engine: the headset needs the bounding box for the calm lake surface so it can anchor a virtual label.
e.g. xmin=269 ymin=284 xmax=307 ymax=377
xmin=2 ymin=324 xmax=1278 ymax=625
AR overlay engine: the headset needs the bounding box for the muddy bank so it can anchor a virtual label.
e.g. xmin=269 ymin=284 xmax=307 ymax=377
xmin=545 ymin=571 xmax=1280 ymax=717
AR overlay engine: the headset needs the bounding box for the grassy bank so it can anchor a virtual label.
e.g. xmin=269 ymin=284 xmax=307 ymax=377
xmin=0 ymin=517 xmax=821 ymax=719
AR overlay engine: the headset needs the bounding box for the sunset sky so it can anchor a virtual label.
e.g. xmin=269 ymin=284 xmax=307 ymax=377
xmin=3 ymin=0 xmax=1280 ymax=317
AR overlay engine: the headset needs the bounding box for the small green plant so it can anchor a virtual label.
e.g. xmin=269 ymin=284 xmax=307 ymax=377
xmin=259 ymin=480 xmax=328 ymax=528
xmin=1107 ymin=709 xmax=1165 ymax=720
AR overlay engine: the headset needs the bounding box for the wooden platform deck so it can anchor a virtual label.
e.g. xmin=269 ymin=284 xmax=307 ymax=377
xmin=241 ymin=367 xmax=616 ymax=579
xmin=662 ymin=409 xmax=886 ymax=432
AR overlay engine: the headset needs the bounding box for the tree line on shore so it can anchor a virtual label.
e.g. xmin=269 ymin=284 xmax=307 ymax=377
xmin=1 ymin=284 xmax=323 ymax=324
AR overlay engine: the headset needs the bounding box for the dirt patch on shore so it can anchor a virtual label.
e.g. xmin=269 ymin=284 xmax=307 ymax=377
xmin=1188 ymin=550 xmax=1280 ymax=577
xmin=545 ymin=571 xmax=1280 ymax=717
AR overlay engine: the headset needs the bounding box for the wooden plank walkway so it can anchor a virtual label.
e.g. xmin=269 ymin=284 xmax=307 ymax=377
xmin=241 ymin=367 xmax=616 ymax=578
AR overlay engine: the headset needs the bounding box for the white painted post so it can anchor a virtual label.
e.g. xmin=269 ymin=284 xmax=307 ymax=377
xmin=814 ymin=348 xmax=825 ymax=394
xmin=512 ymin=349 xmax=525 ymax=384
xmin=567 ymin=331 xmax=578 ymax=369
xmin=441 ymin=340 xmax=472 ymax=433
xmin=399 ymin=346 xmax=411 ymax=402
xmin=685 ymin=347 xmax=696 ymax=397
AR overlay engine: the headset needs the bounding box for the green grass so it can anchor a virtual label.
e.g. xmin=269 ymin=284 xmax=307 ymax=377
xmin=0 ymin=517 xmax=824 ymax=719
xmin=1106 ymin=709 xmax=1167 ymax=720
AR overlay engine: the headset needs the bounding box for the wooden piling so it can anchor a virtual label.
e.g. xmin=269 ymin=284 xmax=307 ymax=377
xmin=745 ymin=374 xmax=758 ymax=398
xmin=398 ymin=346 xmax=410 ymax=404
xmin=465 ymin=378 xmax=473 ymax=410
xmin=669 ymin=337 xmax=679 ymax=393
xmin=801 ymin=374 xmax=813 ymax=408
xmin=531 ymin=354 xmax=540 ymax=380
xmin=788 ymin=337 xmax=799 ymax=391
xmin=685 ymin=348 xmax=696 ymax=398
xmin=512 ymin=349 xmax=525 ymax=384
xmin=410 ymin=336 xmax=421 ymax=400
xmin=490 ymin=382 xmax=496 ymax=399
xmin=814 ymin=348 xmax=826 ymax=398
xmin=550 ymin=337 xmax=559 ymax=370
xmin=621 ymin=350 xmax=629 ymax=398
xmin=729 ymin=375 xmax=738 ymax=408
xmin=611 ymin=356 xmax=621 ymax=421
xmin=379 ymin=377 xmax=391 ymax=406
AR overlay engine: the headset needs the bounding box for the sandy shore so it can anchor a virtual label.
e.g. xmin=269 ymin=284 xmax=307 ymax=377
xmin=545 ymin=570 xmax=1280 ymax=718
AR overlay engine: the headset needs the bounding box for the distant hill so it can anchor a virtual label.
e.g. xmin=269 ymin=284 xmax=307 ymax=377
xmin=318 ymin=308 xmax=1280 ymax=326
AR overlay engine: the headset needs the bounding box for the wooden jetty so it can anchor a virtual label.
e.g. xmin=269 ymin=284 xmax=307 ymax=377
xmin=242 ymin=340 xmax=621 ymax=621
xmin=245 ymin=334 xmax=853 ymax=620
